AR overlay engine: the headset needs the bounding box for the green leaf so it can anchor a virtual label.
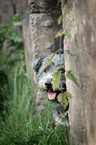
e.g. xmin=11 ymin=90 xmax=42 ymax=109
xmin=66 ymin=50 xmax=77 ymax=57
xmin=57 ymin=91 xmax=72 ymax=109
xmin=66 ymin=12 xmax=74 ymax=21
xmin=0 ymin=24 xmax=8 ymax=29
xmin=63 ymin=91 xmax=73 ymax=98
xmin=64 ymin=30 xmax=72 ymax=40
xmin=63 ymin=0 xmax=67 ymax=8
xmin=55 ymin=30 xmax=64 ymax=38
xmin=8 ymin=14 xmax=20 ymax=25
xmin=58 ymin=15 xmax=64 ymax=24
xmin=45 ymin=54 xmax=55 ymax=67
xmin=51 ymin=71 xmax=61 ymax=91
xmin=7 ymin=33 xmax=22 ymax=43
xmin=7 ymin=49 xmax=18 ymax=58
xmin=66 ymin=70 xmax=79 ymax=86
xmin=13 ymin=22 xmax=22 ymax=26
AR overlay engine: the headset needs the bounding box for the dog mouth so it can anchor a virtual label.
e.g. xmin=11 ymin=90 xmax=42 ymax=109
xmin=48 ymin=90 xmax=57 ymax=100
xmin=45 ymin=81 xmax=57 ymax=100
xmin=47 ymin=89 xmax=63 ymax=101
xmin=45 ymin=80 xmax=66 ymax=101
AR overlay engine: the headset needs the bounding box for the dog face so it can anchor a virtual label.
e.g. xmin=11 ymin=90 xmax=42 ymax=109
xmin=32 ymin=54 xmax=69 ymax=126
xmin=32 ymin=54 xmax=66 ymax=100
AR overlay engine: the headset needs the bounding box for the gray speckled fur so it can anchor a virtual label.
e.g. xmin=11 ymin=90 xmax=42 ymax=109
xmin=32 ymin=54 xmax=69 ymax=126
xmin=32 ymin=54 xmax=65 ymax=90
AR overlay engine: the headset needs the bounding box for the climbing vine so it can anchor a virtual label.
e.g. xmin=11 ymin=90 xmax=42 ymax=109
xmin=45 ymin=0 xmax=79 ymax=109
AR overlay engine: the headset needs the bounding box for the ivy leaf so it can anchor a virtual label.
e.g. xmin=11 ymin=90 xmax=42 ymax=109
xmin=66 ymin=70 xmax=79 ymax=86
xmin=63 ymin=0 xmax=67 ymax=8
xmin=63 ymin=91 xmax=73 ymax=98
xmin=58 ymin=12 xmax=74 ymax=25
xmin=57 ymin=91 xmax=72 ymax=109
xmin=51 ymin=71 xmax=61 ymax=91
xmin=66 ymin=12 xmax=74 ymax=21
xmin=64 ymin=30 xmax=72 ymax=40
xmin=13 ymin=22 xmax=22 ymax=26
xmin=45 ymin=54 xmax=55 ymax=67
xmin=66 ymin=50 xmax=77 ymax=57
xmin=55 ymin=30 xmax=64 ymax=38
xmin=58 ymin=15 xmax=64 ymax=24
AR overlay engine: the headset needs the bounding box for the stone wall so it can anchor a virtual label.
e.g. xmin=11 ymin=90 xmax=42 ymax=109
xmin=22 ymin=0 xmax=61 ymax=111
xmin=0 ymin=0 xmax=28 ymax=23
xmin=0 ymin=0 xmax=62 ymax=112
xmin=61 ymin=0 xmax=96 ymax=144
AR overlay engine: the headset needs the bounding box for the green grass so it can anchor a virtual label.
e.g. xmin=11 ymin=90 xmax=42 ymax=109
xmin=0 ymin=69 xmax=71 ymax=145
xmin=0 ymin=15 xmax=71 ymax=145
xmin=0 ymin=47 xmax=71 ymax=145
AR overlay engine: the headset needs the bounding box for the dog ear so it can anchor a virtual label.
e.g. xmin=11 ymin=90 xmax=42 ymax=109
xmin=32 ymin=57 xmax=43 ymax=72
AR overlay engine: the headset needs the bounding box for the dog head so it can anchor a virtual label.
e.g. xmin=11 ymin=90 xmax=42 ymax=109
xmin=32 ymin=54 xmax=66 ymax=101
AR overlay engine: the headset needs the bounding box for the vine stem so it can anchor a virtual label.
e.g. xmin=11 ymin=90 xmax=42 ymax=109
xmin=59 ymin=36 xmax=62 ymax=53
xmin=64 ymin=36 xmax=66 ymax=52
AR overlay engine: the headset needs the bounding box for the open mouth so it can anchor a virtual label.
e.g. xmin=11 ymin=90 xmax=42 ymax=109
xmin=48 ymin=90 xmax=57 ymax=100
xmin=45 ymin=80 xmax=66 ymax=101
xmin=47 ymin=90 xmax=63 ymax=101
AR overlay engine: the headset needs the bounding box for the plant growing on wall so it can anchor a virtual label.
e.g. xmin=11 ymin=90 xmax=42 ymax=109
xmin=45 ymin=0 xmax=79 ymax=110
xmin=0 ymin=14 xmax=25 ymax=105
xmin=0 ymin=14 xmax=25 ymax=76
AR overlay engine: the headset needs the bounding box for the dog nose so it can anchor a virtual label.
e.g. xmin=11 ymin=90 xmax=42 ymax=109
xmin=45 ymin=81 xmax=52 ymax=89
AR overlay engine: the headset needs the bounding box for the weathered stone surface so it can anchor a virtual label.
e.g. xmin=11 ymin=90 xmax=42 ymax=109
xmin=30 ymin=13 xmax=60 ymax=60
xmin=0 ymin=0 xmax=62 ymax=115
xmin=22 ymin=12 xmax=61 ymax=111
xmin=29 ymin=0 xmax=59 ymax=13
xmin=0 ymin=0 xmax=28 ymax=23
xmin=0 ymin=0 xmax=13 ymax=23
xmin=22 ymin=15 xmax=36 ymax=91
xmin=0 ymin=0 xmax=61 ymax=114
xmin=62 ymin=0 xmax=96 ymax=144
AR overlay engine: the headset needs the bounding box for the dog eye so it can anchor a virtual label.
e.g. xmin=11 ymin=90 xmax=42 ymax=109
xmin=44 ymin=68 xmax=47 ymax=72
xmin=59 ymin=68 xmax=65 ymax=73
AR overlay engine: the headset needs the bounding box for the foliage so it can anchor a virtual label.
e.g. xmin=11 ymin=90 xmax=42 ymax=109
xmin=58 ymin=12 xmax=74 ymax=25
xmin=64 ymin=30 xmax=72 ymax=40
xmin=0 ymin=14 xmax=25 ymax=117
xmin=0 ymin=14 xmax=24 ymax=75
xmin=49 ymin=1 xmax=79 ymax=110
xmin=45 ymin=53 xmax=55 ymax=67
xmin=57 ymin=92 xmax=73 ymax=110
xmin=0 ymin=69 xmax=70 ymax=145
xmin=0 ymin=14 xmax=22 ymax=44
xmin=57 ymin=10 xmax=74 ymax=40
xmin=55 ymin=29 xmax=72 ymax=40
xmin=58 ymin=15 xmax=64 ymax=24
xmin=66 ymin=70 xmax=79 ymax=87
xmin=65 ymin=12 xmax=74 ymax=21
xmin=51 ymin=71 xmax=61 ymax=91
xmin=51 ymin=69 xmax=74 ymax=109
xmin=55 ymin=29 xmax=64 ymax=38
xmin=66 ymin=50 xmax=78 ymax=57
xmin=0 ymin=14 xmax=71 ymax=145
xmin=55 ymin=0 xmax=79 ymax=88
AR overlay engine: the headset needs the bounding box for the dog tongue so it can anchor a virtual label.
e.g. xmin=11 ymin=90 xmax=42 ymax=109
xmin=48 ymin=91 xmax=56 ymax=100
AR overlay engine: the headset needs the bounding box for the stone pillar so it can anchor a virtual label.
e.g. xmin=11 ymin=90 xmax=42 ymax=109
xmin=61 ymin=0 xmax=96 ymax=144
xmin=22 ymin=0 xmax=61 ymax=111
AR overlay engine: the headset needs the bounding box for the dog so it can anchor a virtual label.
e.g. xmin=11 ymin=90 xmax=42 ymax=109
xmin=32 ymin=54 xmax=69 ymax=126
